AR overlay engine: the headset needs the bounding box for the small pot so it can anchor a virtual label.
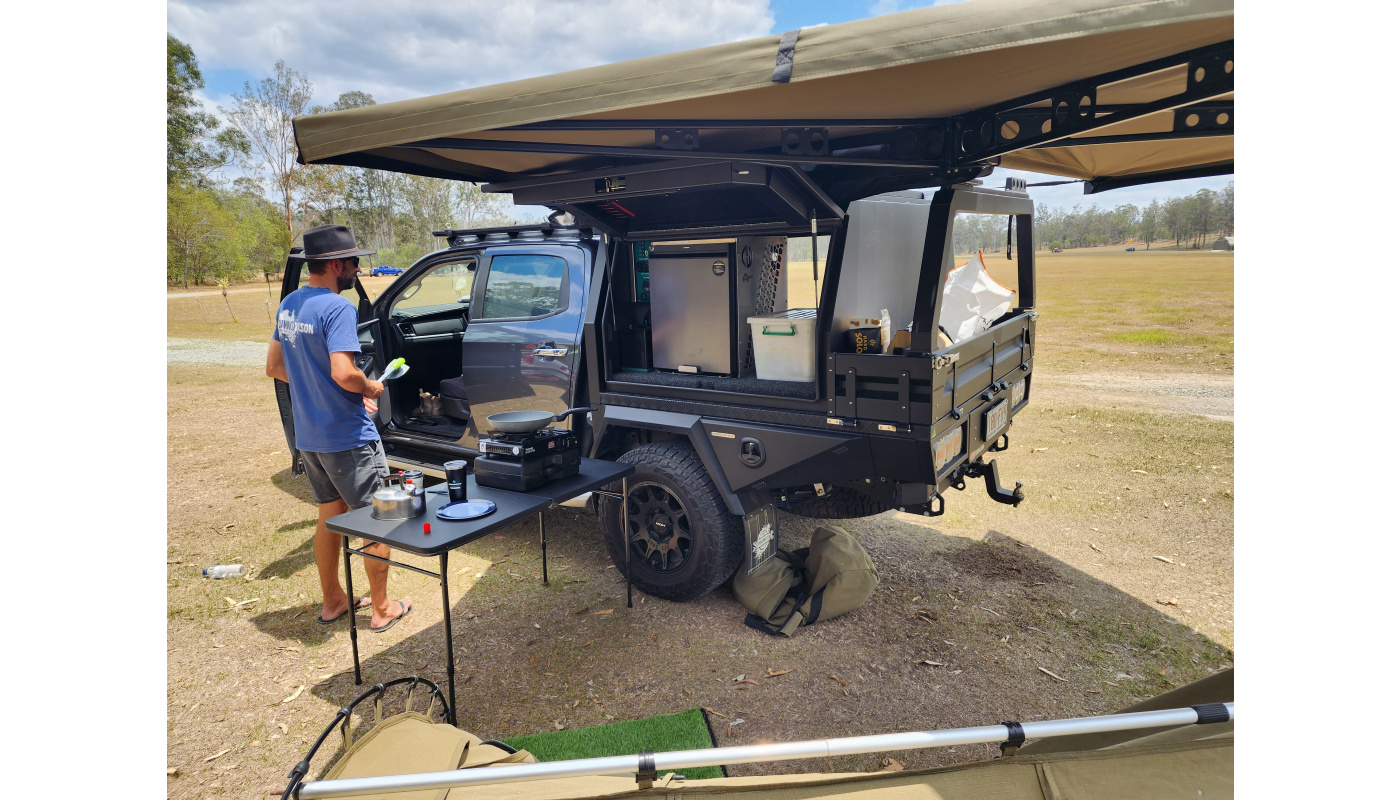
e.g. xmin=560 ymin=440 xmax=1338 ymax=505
xmin=371 ymin=475 xmax=425 ymax=520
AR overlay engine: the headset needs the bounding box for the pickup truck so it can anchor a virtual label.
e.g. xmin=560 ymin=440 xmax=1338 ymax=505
xmin=283 ymin=1 xmax=1231 ymax=602
xmin=276 ymin=181 xmax=1036 ymax=602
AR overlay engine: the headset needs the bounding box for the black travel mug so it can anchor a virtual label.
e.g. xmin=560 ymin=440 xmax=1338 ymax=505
xmin=444 ymin=460 xmax=469 ymax=502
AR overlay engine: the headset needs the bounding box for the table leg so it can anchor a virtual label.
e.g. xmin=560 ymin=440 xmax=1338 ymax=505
xmin=622 ymin=476 xmax=632 ymax=609
xmin=539 ymin=512 xmax=548 ymax=586
xmin=344 ymin=535 xmax=361 ymax=686
xmin=440 ymin=552 xmax=457 ymax=726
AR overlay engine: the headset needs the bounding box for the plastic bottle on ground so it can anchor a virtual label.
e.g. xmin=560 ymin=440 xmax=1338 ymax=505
xmin=203 ymin=564 xmax=246 ymax=579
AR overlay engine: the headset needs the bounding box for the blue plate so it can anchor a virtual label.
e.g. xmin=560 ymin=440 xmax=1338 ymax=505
xmin=436 ymin=500 xmax=496 ymax=520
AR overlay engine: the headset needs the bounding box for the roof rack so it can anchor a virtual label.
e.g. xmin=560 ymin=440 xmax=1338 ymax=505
xmin=431 ymin=220 xmax=595 ymax=247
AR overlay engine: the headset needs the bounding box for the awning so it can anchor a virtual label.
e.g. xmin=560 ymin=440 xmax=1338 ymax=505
xmin=294 ymin=0 xmax=1233 ymax=228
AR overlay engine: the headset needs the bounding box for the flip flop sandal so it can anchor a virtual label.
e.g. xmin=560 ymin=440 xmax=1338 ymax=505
xmin=371 ymin=601 xmax=413 ymax=633
xmin=317 ymin=596 xmax=371 ymax=625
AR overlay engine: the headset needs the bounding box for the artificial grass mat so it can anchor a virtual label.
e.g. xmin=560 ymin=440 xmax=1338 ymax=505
xmin=502 ymin=708 xmax=724 ymax=780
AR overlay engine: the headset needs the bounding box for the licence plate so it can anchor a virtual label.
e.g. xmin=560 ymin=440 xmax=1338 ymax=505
xmin=743 ymin=505 xmax=778 ymax=575
xmin=983 ymin=400 xmax=1009 ymax=441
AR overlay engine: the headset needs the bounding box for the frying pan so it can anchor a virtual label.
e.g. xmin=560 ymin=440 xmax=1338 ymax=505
xmin=485 ymin=407 xmax=593 ymax=434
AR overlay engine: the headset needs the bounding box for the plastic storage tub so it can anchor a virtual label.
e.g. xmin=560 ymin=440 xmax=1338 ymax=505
xmin=747 ymin=308 xmax=818 ymax=382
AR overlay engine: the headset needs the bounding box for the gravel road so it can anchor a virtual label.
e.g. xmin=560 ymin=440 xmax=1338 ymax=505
xmin=166 ymin=337 xmax=267 ymax=367
xmin=165 ymin=338 xmax=1234 ymax=420
xmin=1040 ymin=370 xmax=1234 ymax=421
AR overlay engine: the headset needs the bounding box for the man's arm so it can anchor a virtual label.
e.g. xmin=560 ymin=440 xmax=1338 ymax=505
xmin=266 ymin=340 xmax=289 ymax=383
xmin=330 ymin=351 xmax=384 ymax=399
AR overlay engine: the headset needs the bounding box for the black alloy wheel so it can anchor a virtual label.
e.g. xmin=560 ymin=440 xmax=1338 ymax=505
xmin=599 ymin=440 xmax=745 ymax=601
xmin=626 ymin=482 xmax=693 ymax=572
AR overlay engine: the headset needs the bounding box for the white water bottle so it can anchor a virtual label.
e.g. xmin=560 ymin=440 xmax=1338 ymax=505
xmin=203 ymin=564 xmax=246 ymax=579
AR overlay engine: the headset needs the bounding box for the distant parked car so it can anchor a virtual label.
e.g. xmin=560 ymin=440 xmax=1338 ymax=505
xmin=1051 ymin=247 xmax=1063 ymax=253
xmin=370 ymin=265 xmax=404 ymax=276
xmin=1125 ymin=247 xmax=1136 ymax=252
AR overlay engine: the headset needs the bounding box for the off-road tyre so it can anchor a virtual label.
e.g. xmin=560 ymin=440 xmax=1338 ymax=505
xmin=780 ymin=487 xmax=893 ymax=519
xmin=598 ymin=441 xmax=745 ymax=601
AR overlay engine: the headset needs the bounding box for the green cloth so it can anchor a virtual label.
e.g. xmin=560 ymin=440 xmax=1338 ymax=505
xmin=503 ymin=709 xmax=723 ymax=781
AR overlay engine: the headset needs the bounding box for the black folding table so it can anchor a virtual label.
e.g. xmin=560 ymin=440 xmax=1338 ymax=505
xmin=326 ymin=458 xmax=635 ymax=724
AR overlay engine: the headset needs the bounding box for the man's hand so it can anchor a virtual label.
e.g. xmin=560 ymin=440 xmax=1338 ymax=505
xmin=363 ymin=380 xmax=385 ymax=400
xmin=363 ymin=397 xmax=379 ymax=414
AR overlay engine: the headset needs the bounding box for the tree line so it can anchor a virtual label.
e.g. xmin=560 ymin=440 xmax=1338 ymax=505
xmin=167 ymin=37 xmax=535 ymax=287
xmin=1032 ymin=184 xmax=1233 ymax=251
xmin=169 ymin=35 xmax=1235 ymax=287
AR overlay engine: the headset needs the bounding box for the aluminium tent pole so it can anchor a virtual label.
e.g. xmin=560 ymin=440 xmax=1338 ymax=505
xmin=297 ymin=703 xmax=1233 ymax=799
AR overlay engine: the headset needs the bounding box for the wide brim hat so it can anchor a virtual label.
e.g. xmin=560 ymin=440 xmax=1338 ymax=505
xmin=290 ymin=224 xmax=377 ymax=261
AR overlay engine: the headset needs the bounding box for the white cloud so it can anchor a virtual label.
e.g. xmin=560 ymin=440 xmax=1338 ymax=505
xmin=168 ymin=0 xmax=775 ymax=106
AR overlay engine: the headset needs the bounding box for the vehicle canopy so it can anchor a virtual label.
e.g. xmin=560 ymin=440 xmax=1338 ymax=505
xmin=293 ymin=0 xmax=1233 ymax=232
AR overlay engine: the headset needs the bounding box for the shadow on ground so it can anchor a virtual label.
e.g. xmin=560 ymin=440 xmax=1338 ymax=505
xmin=257 ymin=528 xmax=317 ymax=579
xmin=271 ymin=467 xmax=318 ymax=505
xmin=248 ymin=508 xmax=1231 ymax=779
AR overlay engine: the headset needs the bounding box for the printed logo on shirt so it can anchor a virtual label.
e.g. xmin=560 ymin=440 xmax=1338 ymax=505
xmin=277 ymin=308 xmax=315 ymax=346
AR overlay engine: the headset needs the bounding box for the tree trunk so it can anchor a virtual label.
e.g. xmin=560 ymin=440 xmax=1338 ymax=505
xmin=284 ymin=180 xmax=293 ymax=232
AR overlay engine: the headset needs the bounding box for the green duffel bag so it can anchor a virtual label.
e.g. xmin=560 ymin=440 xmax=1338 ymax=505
xmin=733 ymin=525 xmax=879 ymax=637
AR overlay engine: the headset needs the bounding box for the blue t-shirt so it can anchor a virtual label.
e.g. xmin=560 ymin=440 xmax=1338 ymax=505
xmin=273 ymin=287 xmax=378 ymax=453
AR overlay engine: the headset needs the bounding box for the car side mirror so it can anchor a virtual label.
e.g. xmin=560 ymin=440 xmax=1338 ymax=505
xmin=457 ymin=296 xmax=471 ymax=304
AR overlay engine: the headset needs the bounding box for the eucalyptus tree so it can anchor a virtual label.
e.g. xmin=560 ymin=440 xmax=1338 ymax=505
xmin=223 ymin=61 xmax=314 ymax=232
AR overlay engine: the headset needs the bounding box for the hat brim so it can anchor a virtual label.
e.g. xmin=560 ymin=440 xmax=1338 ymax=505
xmin=289 ymin=247 xmax=378 ymax=261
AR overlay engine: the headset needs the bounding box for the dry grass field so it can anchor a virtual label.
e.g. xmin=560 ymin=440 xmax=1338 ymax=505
xmin=166 ymin=248 xmax=1232 ymax=798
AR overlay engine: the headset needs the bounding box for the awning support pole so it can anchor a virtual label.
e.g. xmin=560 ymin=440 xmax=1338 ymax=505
xmin=297 ymin=703 xmax=1233 ymax=799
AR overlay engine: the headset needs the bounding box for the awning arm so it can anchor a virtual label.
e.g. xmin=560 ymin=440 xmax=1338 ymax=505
xmin=1030 ymin=101 xmax=1232 ymax=149
xmin=391 ymin=136 xmax=938 ymax=170
xmin=1083 ymin=162 xmax=1234 ymax=194
xmin=381 ymin=40 xmax=1230 ymax=182
xmin=949 ymin=40 xmax=1233 ymax=166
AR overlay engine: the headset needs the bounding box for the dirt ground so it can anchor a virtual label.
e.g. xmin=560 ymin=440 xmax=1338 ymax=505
xmin=166 ymin=250 xmax=1233 ymax=798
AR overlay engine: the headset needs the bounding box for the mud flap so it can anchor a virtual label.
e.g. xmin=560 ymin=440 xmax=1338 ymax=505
xmin=744 ymin=504 xmax=779 ymax=575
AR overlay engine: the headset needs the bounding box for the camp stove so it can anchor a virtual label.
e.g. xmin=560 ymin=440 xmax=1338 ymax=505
xmin=473 ymin=428 xmax=580 ymax=492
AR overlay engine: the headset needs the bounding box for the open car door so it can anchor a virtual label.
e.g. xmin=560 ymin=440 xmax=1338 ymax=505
xmin=273 ymin=248 xmax=385 ymax=476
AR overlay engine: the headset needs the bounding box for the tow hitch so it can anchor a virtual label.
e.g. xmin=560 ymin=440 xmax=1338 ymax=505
xmin=962 ymin=459 xmax=1025 ymax=507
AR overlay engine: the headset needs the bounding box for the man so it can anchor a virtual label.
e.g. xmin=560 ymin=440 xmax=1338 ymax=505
xmin=266 ymin=224 xmax=412 ymax=631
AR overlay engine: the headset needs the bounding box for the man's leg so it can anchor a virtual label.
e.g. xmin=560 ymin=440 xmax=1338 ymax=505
xmin=315 ymin=498 xmax=352 ymax=621
xmin=302 ymin=449 xmax=371 ymax=622
xmin=340 ymin=440 xmax=410 ymax=630
xmin=362 ymin=541 xmax=402 ymax=628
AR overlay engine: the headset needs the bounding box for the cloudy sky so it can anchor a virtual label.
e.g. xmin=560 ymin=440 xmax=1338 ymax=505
xmin=168 ymin=0 xmax=1232 ymax=211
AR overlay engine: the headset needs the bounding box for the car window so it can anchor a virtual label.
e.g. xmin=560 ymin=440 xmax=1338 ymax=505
xmin=479 ymin=255 xmax=567 ymax=319
xmin=390 ymin=260 xmax=475 ymax=315
xmin=951 ymin=212 xmax=1018 ymax=296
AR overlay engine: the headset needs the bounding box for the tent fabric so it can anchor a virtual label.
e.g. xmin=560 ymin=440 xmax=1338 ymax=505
xmin=305 ymin=680 xmax=1233 ymax=800
xmin=322 ymin=712 xmax=474 ymax=800
xmin=293 ymin=0 xmax=1232 ymax=189
xmin=437 ymin=739 xmax=1231 ymax=800
xmin=1018 ymin=668 xmax=1234 ymax=756
xmin=321 ymin=712 xmax=538 ymax=800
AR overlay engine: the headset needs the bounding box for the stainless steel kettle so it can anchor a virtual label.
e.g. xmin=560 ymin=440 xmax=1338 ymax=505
xmin=371 ymin=474 xmax=426 ymax=520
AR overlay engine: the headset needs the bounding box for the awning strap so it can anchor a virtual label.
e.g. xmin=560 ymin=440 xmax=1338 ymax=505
xmin=999 ymin=721 xmax=1026 ymax=757
xmin=772 ymin=29 xmax=801 ymax=83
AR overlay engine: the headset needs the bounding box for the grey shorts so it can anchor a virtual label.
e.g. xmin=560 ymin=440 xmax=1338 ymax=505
xmin=300 ymin=440 xmax=391 ymax=508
